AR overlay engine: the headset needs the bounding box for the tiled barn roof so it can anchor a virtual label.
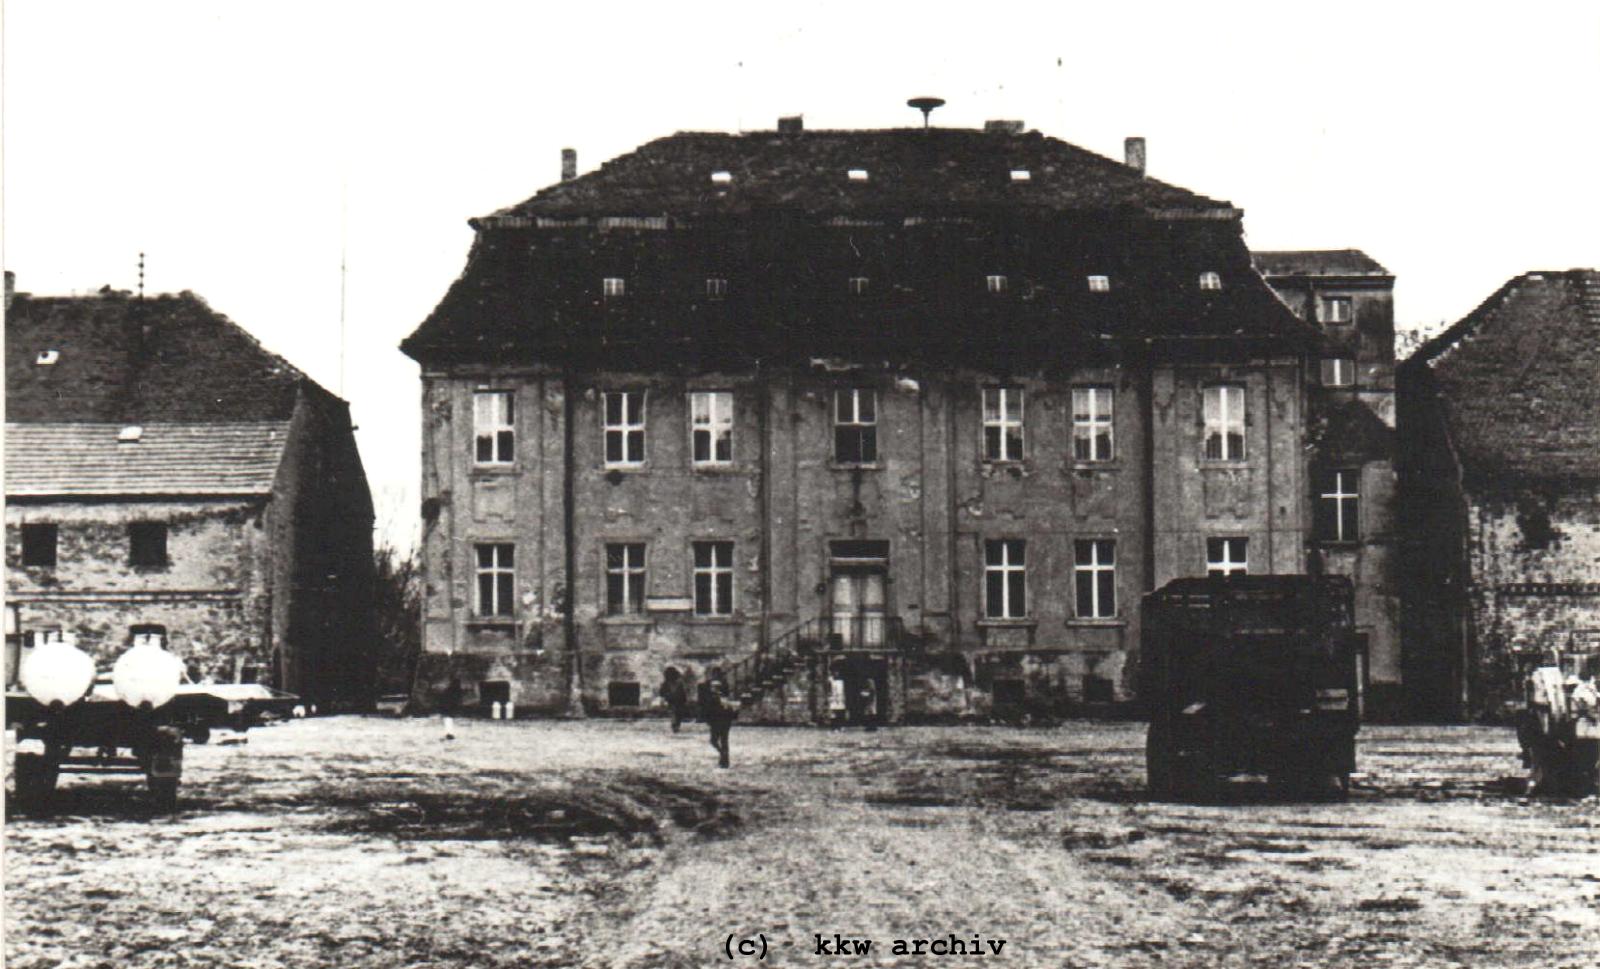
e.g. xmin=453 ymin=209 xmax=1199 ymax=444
xmin=1411 ymin=269 xmax=1600 ymax=484
xmin=1251 ymin=250 xmax=1390 ymax=278
xmin=5 ymin=422 xmax=291 ymax=497
xmin=5 ymin=291 xmax=307 ymax=424
xmin=484 ymin=128 xmax=1232 ymax=221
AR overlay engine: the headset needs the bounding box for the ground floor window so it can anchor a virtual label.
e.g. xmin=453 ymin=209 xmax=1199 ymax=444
xmin=693 ymin=541 xmax=734 ymax=616
xmin=1074 ymin=540 xmax=1116 ymax=618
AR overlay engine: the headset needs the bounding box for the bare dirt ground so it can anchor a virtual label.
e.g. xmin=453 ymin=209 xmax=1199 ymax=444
xmin=5 ymin=717 xmax=1598 ymax=968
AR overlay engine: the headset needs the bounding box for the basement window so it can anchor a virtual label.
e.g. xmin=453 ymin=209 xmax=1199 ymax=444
xmin=1087 ymin=275 xmax=1110 ymax=292
xmin=847 ymin=168 xmax=869 ymax=181
xmin=607 ymin=681 xmax=642 ymax=707
xmin=35 ymin=350 xmax=59 ymax=366
xmin=709 ymin=170 xmax=733 ymax=184
xmin=1010 ymin=169 xmax=1031 ymax=181
xmin=1198 ymin=271 xmax=1223 ymax=291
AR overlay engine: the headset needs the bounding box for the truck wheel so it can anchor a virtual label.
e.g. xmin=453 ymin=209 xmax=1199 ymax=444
xmin=14 ymin=752 xmax=59 ymax=814
xmin=148 ymin=777 xmax=180 ymax=813
xmin=187 ymin=724 xmax=211 ymax=745
xmin=1146 ymin=724 xmax=1176 ymax=800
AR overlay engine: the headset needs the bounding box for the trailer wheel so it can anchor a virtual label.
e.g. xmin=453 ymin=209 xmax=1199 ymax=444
xmin=1146 ymin=724 xmax=1176 ymax=800
xmin=148 ymin=777 xmax=180 ymax=813
xmin=13 ymin=752 xmax=59 ymax=814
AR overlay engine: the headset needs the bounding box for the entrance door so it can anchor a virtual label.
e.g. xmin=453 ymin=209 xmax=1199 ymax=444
xmin=830 ymin=570 xmax=886 ymax=647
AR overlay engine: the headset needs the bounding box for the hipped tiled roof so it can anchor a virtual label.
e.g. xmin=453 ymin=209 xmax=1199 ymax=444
xmin=5 ymin=422 xmax=291 ymax=497
xmin=1412 ymin=269 xmax=1600 ymax=483
xmin=1251 ymin=250 xmax=1390 ymax=278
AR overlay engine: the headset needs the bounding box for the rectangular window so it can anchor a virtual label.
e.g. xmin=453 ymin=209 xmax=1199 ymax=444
xmin=1317 ymin=296 xmax=1353 ymax=324
xmin=1203 ymin=384 xmax=1246 ymax=461
xmin=982 ymin=387 xmax=1024 ymax=462
xmin=21 ymin=523 xmax=57 ymax=567
xmin=1320 ymin=358 xmax=1356 ymax=387
xmin=692 ymin=541 xmax=734 ymax=616
xmin=473 ymin=391 xmax=515 ymax=465
xmin=847 ymin=276 xmax=870 ymax=295
xmin=1072 ymin=387 xmax=1115 ymax=461
xmin=129 ymin=522 xmax=168 ymax=568
xmin=474 ymin=544 xmax=515 ymax=618
xmin=602 ymin=277 xmax=626 ymax=298
xmin=1206 ymin=537 xmax=1249 ymax=576
xmin=833 ymin=389 xmax=878 ymax=464
xmin=1087 ymin=274 xmax=1110 ymax=292
xmin=603 ymin=391 xmax=646 ymax=466
xmin=1074 ymin=540 xmax=1116 ymax=619
xmin=1315 ymin=469 xmax=1362 ymax=543
xmin=1199 ymin=271 xmax=1222 ymax=291
xmin=983 ymin=539 xmax=1027 ymax=619
xmin=691 ymin=391 xmax=734 ymax=465
xmin=985 ymin=274 xmax=1009 ymax=294
xmin=605 ymin=543 xmax=646 ymax=616
xmin=705 ymin=277 xmax=728 ymax=299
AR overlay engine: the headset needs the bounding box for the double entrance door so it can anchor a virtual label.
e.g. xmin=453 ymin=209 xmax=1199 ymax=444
xmin=829 ymin=570 xmax=887 ymax=648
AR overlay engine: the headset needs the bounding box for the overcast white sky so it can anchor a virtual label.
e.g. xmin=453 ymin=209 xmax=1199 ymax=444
xmin=5 ymin=1 xmax=1598 ymax=552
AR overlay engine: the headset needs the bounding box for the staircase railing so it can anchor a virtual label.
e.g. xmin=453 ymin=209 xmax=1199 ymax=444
xmin=722 ymin=616 xmax=918 ymax=706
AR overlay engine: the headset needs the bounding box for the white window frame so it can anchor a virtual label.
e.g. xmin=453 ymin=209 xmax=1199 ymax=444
xmin=982 ymin=387 xmax=1025 ymax=462
xmin=690 ymin=391 xmax=734 ymax=466
xmin=833 ymin=388 xmax=878 ymax=465
xmin=1198 ymin=271 xmax=1222 ymax=291
xmin=602 ymin=277 xmax=626 ymax=298
xmin=1203 ymin=384 xmax=1247 ymax=461
xmin=985 ymin=274 xmax=1009 ymax=294
xmin=847 ymin=276 xmax=870 ymax=295
xmin=1317 ymin=469 xmax=1362 ymax=543
xmin=1087 ymin=274 xmax=1110 ymax=292
xmin=1074 ymin=539 xmax=1117 ymax=619
xmin=1072 ymin=386 xmax=1115 ymax=462
xmin=1320 ymin=358 xmax=1356 ymax=387
xmin=473 ymin=390 xmax=515 ymax=466
xmin=605 ymin=543 xmax=647 ymax=616
xmin=1206 ymin=537 xmax=1249 ymax=577
xmin=692 ymin=541 xmax=734 ymax=617
xmin=603 ymin=391 xmax=646 ymax=467
xmin=1317 ymin=296 xmax=1353 ymax=324
xmin=474 ymin=543 xmax=515 ymax=618
xmin=984 ymin=539 xmax=1028 ymax=620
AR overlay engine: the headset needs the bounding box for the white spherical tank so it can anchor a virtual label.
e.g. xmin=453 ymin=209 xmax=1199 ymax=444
xmin=112 ymin=639 xmax=183 ymax=709
xmin=19 ymin=635 xmax=96 ymax=707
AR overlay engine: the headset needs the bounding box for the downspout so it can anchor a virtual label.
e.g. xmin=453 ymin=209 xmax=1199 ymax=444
xmin=757 ymin=359 xmax=772 ymax=651
xmin=562 ymin=365 xmax=585 ymax=718
xmin=1140 ymin=343 xmax=1156 ymax=594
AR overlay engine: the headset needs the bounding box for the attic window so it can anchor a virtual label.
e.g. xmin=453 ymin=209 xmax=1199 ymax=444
xmin=1010 ymin=169 xmax=1031 ymax=181
xmin=1087 ymin=275 xmax=1111 ymax=293
xmin=986 ymin=275 xmax=1009 ymax=294
xmin=709 ymin=170 xmax=733 ymax=184
xmin=602 ymin=277 xmax=626 ymax=298
xmin=1198 ymin=271 xmax=1223 ymax=291
xmin=705 ymin=277 xmax=728 ymax=299
xmin=118 ymin=425 xmax=144 ymax=443
xmin=847 ymin=276 xmax=870 ymax=296
xmin=35 ymin=350 xmax=60 ymax=366
xmin=847 ymin=168 xmax=869 ymax=182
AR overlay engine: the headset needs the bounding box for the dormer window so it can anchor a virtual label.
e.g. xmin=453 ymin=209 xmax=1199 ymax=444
xmin=1009 ymin=169 xmax=1031 ymax=181
xmin=985 ymin=275 xmax=1009 ymax=294
xmin=1087 ymin=275 xmax=1110 ymax=293
xmin=118 ymin=425 xmax=144 ymax=443
xmin=1317 ymin=296 xmax=1353 ymax=324
xmin=709 ymin=170 xmax=733 ymax=184
xmin=602 ymin=277 xmax=626 ymax=298
xmin=847 ymin=276 xmax=870 ymax=296
xmin=1198 ymin=272 xmax=1222 ymax=291
xmin=35 ymin=350 xmax=59 ymax=366
xmin=705 ymin=277 xmax=728 ymax=299
xmin=847 ymin=168 xmax=869 ymax=182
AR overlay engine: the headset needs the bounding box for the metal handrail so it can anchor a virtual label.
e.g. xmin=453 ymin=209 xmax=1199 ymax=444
xmin=723 ymin=616 xmax=915 ymax=706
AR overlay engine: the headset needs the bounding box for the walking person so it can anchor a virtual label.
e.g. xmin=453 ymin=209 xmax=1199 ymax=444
xmin=659 ymin=666 xmax=689 ymax=733
xmin=699 ymin=666 xmax=736 ymax=768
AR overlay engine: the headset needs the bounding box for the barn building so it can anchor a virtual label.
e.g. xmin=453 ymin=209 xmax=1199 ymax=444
xmin=4 ymin=278 xmax=377 ymax=705
xmin=402 ymin=116 xmax=1350 ymax=722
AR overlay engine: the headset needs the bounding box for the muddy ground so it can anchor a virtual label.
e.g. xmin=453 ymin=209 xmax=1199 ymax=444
xmin=5 ymin=717 xmax=1598 ymax=968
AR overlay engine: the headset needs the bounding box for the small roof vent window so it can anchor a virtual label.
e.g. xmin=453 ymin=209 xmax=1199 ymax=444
xmin=118 ymin=425 xmax=144 ymax=443
xmin=847 ymin=168 xmax=869 ymax=182
xmin=709 ymin=170 xmax=733 ymax=184
xmin=1010 ymin=169 xmax=1031 ymax=181
xmin=1199 ymin=271 xmax=1223 ymax=291
xmin=35 ymin=350 xmax=60 ymax=365
xmin=1087 ymin=275 xmax=1110 ymax=292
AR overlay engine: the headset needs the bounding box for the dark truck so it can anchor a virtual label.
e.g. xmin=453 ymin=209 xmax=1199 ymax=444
xmin=1141 ymin=575 xmax=1360 ymax=800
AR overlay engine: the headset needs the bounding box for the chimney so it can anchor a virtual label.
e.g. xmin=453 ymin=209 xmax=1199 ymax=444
xmin=1124 ymin=137 xmax=1146 ymax=176
xmin=984 ymin=120 xmax=1024 ymax=135
xmin=4 ymin=271 xmax=13 ymax=311
xmin=777 ymin=115 xmax=803 ymax=134
xmin=561 ymin=148 xmax=577 ymax=182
